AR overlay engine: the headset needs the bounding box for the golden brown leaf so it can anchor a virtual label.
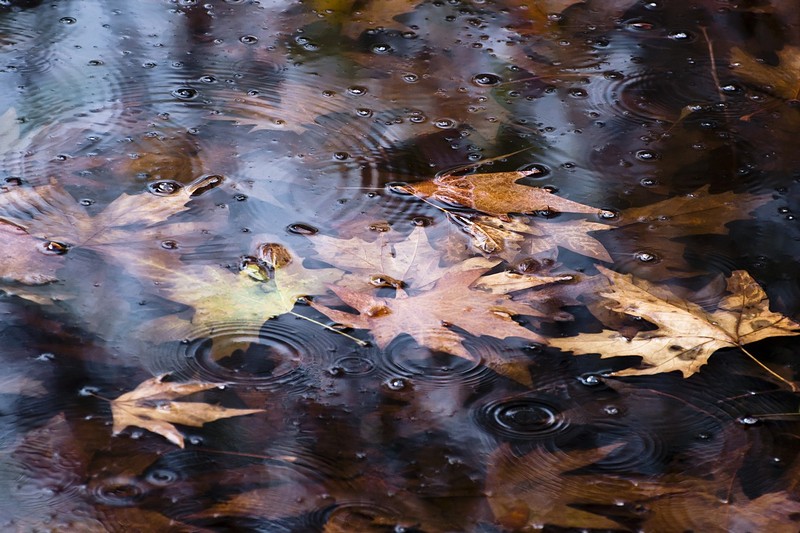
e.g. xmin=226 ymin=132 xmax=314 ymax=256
xmin=408 ymin=170 xmax=603 ymax=218
xmin=551 ymin=266 xmax=800 ymax=379
xmin=732 ymin=45 xmax=800 ymax=101
xmin=111 ymin=375 xmax=262 ymax=448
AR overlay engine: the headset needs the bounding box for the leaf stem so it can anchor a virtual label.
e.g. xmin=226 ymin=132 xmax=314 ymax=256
xmin=738 ymin=344 xmax=797 ymax=392
xmin=289 ymin=311 xmax=370 ymax=347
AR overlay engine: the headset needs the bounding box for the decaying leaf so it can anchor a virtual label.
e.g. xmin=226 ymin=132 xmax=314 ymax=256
xmin=143 ymin=244 xmax=342 ymax=339
xmin=0 ymin=174 xmax=224 ymax=265
xmin=0 ymin=220 xmax=62 ymax=285
xmin=731 ymin=45 xmax=800 ymax=101
xmin=487 ymin=443 xmax=657 ymax=530
xmin=552 ymin=266 xmax=800 ymax=380
xmin=408 ymin=169 xmax=603 ymax=218
xmin=310 ymin=225 xmax=493 ymax=290
xmin=110 ymin=375 xmax=262 ymax=448
xmin=312 ymin=264 xmax=556 ymax=383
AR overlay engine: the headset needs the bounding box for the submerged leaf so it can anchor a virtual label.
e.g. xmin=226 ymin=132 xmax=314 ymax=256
xmin=732 ymin=45 xmax=800 ymax=101
xmin=110 ymin=375 xmax=262 ymax=448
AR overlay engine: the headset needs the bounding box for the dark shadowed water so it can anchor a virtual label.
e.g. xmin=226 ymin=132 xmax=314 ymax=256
xmin=1 ymin=0 xmax=800 ymax=531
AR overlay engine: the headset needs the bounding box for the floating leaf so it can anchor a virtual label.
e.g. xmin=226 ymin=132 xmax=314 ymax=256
xmin=111 ymin=375 xmax=262 ymax=448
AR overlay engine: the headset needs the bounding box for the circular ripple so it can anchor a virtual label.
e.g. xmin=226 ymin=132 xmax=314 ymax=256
xmin=88 ymin=475 xmax=149 ymax=507
xmin=317 ymin=502 xmax=405 ymax=531
xmin=147 ymin=318 xmax=339 ymax=390
xmin=378 ymin=332 xmax=492 ymax=387
xmin=475 ymin=396 xmax=568 ymax=440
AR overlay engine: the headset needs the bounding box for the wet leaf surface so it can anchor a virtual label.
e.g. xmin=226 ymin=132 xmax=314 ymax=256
xmin=1 ymin=0 xmax=800 ymax=530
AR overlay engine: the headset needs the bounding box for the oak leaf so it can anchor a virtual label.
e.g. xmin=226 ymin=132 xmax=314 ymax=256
xmin=551 ymin=266 xmax=800 ymax=379
xmin=110 ymin=375 xmax=262 ymax=448
xmin=407 ymin=169 xmax=603 ymax=218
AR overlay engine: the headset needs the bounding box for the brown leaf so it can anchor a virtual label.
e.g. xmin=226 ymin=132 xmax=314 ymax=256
xmin=618 ymin=185 xmax=770 ymax=238
xmin=110 ymin=375 xmax=262 ymax=448
xmin=312 ymin=265 xmax=551 ymax=383
xmin=551 ymin=266 xmax=800 ymax=380
xmin=0 ymin=220 xmax=62 ymax=285
xmin=732 ymin=45 xmax=800 ymax=101
xmin=0 ymin=174 xmax=224 ymax=265
xmin=408 ymin=170 xmax=603 ymax=217
xmin=487 ymin=443 xmax=664 ymax=530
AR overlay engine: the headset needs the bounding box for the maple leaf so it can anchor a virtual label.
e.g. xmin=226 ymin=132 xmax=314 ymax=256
xmin=407 ymin=169 xmax=604 ymax=218
xmin=551 ymin=266 xmax=800 ymax=382
xmin=310 ymin=225 xmax=493 ymax=290
xmin=143 ymin=243 xmax=342 ymax=339
xmin=312 ymin=264 xmax=554 ymax=383
xmin=110 ymin=375 xmax=262 ymax=448
xmin=0 ymin=174 xmax=224 ymax=265
xmin=731 ymin=45 xmax=800 ymax=101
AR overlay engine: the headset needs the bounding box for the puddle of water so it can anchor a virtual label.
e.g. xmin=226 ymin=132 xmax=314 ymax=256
xmin=1 ymin=0 xmax=800 ymax=530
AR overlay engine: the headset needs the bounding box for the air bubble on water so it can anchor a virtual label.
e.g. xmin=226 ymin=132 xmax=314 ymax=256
xmin=668 ymin=31 xmax=693 ymax=41
xmin=634 ymin=251 xmax=658 ymax=263
xmin=239 ymin=35 xmax=258 ymax=44
xmin=59 ymin=16 xmax=77 ymax=24
xmin=472 ymin=73 xmax=501 ymax=86
xmin=287 ymin=223 xmax=319 ymax=235
xmin=40 ymin=241 xmax=70 ymax=255
xmin=161 ymin=240 xmax=179 ymax=250
xmin=36 ymin=352 xmax=55 ymax=362
xmin=568 ymin=88 xmax=588 ymax=98
xmin=147 ymin=180 xmax=182 ymax=196
xmin=434 ymin=118 xmax=456 ymax=129
xmin=171 ymin=87 xmax=198 ymax=100
xmin=386 ymin=377 xmax=407 ymax=390
xmin=635 ymin=150 xmax=658 ymax=161
xmin=737 ymin=416 xmax=760 ymax=426
xmin=371 ymin=43 xmax=392 ymax=54
xmin=79 ymin=386 xmax=99 ymax=397
xmin=347 ymin=86 xmax=367 ymax=95
xmin=578 ymin=375 xmax=601 ymax=386
xmin=402 ymin=73 xmax=419 ymax=83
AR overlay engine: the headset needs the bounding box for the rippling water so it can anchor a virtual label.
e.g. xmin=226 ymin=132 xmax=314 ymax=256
xmin=1 ymin=0 xmax=800 ymax=530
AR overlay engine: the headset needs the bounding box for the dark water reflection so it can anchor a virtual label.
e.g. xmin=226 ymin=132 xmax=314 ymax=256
xmin=1 ymin=0 xmax=800 ymax=530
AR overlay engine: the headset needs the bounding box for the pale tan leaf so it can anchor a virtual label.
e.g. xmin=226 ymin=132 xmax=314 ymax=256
xmin=111 ymin=375 xmax=262 ymax=448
